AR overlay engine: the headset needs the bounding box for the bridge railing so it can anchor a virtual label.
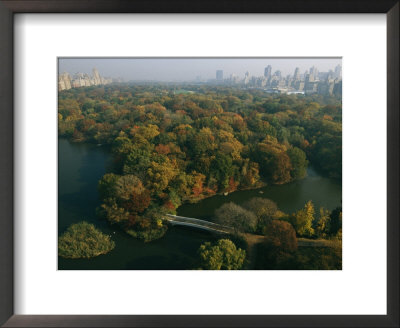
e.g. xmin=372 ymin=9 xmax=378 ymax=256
xmin=168 ymin=221 xmax=230 ymax=234
xmin=166 ymin=214 xmax=234 ymax=233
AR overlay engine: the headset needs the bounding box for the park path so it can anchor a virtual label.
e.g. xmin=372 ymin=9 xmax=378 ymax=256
xmin=243 ymin=233 xmax=266 ymax=269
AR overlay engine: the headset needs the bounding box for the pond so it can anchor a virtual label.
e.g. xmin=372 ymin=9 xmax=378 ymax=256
xmin=58 ymin=138 xmax=341 ymax=270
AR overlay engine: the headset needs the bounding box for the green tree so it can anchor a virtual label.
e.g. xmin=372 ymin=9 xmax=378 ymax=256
xmin=198 ymin=239 xmax=246 ymax=270
xmin=240 ymin=159 xmax=260 ymax=187
xmin=112 ymin=134 xmax=135 ymax=157
xmin=99 ymin=199 xmax=129 ymax=224
xmin=329 ymin=206 xmax=342 ymax=236
xmin=145 ymin=156 xmax=177 ymax=195
xmin=187 ymin=127 xmax=216 ymax=156
xmin=122 ymin=148 xmax=153 ymax=179
xmin=58 ymin=222 xmax=115 ymax=259
xmin=210 ymin=153 xmax=234 ymax=190
xmin=287 ymin=147 xmax=308 ymax=180
xmin=290 ymin=200 xmax=315 ymax=237
xmin=314 ymin=207 xmax=331 ymax=238
xmin=98 ymin=173 xmax=119 ymax=200
xmin=253 ymin=138 xmax=292 ymax=184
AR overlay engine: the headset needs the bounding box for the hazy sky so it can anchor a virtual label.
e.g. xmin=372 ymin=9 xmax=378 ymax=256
xmin=59 ymin=58 xmax=341 ymax=82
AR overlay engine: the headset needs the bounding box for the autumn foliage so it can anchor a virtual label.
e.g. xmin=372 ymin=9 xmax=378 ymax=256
xmin=59 ymin=84 xmax=342 ymax=242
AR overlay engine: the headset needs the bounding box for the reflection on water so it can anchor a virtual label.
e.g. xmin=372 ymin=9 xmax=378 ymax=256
xmin=178 ymin=167 xmax=342 ymax=220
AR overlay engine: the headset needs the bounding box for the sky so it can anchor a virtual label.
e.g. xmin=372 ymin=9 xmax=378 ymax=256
xmin=58 ymin=58 xmax=341 ymax=82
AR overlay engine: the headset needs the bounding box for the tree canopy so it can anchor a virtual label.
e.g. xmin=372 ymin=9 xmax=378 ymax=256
xmin=198 ymin=239 xmax=246 ymax=270
xmin=59 ymin=84 xmax=341 ymax=242
xmin=58 ymin=222 xmax=115 ymax=259
xmin=264 ymin=220 xmax=298 ymax=253
xmin=214 ymin=202 xmax=258 ymax=233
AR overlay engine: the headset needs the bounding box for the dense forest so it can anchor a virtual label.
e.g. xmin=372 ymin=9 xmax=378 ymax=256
xmin=58 ymin=84 xmax=342 ymax=269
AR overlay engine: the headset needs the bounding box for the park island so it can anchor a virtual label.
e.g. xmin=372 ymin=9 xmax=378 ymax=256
xmin=58 ymin=58 xmax=342 ymax=270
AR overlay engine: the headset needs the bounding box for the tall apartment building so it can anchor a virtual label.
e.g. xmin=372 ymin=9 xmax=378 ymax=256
xmin=264 ymin=65 xmax=272 ymax=79
xmin=58 ymin=67 xmax=112 ymax=91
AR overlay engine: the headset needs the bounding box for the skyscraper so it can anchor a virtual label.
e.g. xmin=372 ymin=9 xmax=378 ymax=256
xmin=216 ymin=70 xmax=223 ymax=81
xmin=293 ymin=67 xmax=300 ymax=80
xmin=334 ymin=64 xmax=342 ymax=79
xmin=58 ymin=72 xmax=72 ymax=91
xmin=93 ymin=67 xmax=101 ymax=85
xmin=244 ymin=71 xmax=250 ymax=85
xmin=59 ymin=67 xmax=112 ymax=91
xmin=264 ymin=65 xmax=272 ymax=78
xmin=309 ymin=66 xmax=319 ymax=81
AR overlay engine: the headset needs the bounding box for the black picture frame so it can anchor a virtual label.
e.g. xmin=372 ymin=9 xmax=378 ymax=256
xmin=0 ymin=1 xmax=398 ymax=327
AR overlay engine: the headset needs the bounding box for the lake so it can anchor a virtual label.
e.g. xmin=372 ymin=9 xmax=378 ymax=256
xmin=58 ymin=138 xmax=342 ymax=270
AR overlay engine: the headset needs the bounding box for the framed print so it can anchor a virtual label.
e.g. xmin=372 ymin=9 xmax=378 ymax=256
xmin=0 ymin=1 xmax=398 ymax=327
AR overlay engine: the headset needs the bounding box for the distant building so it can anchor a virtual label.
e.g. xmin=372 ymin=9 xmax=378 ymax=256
xmin=93 ymin=68 xmax=101 ymax=85
xmin=244 ymin=71 xmax=250 ymax=85
xmin=309 ymin=66 xmax=319 ymax=81
xmin=304 ymin=74 xmax=318 ymax=94
xmin=229 ymin=74 xmax=240 ymax=84
xmin=58 ymin=72 xmax=72 ymax=91
xmin=287 ymin=90 xmax=305 ymax=95
xmin=216 ymin=70 xmax=223 ymax=81
xmin=294 ymin=80 xmax=305 ymax=91
xmin=264 ymin=65 xmax=272 ymax=79
xmin=318 ymin=81 xmax=335 ymax=95
xmin=333 ymin=79 xmax=342 ymax=96
xmin=236 ymin=63 xmax=341 ymax=97
xmin=335 ymin=64 xmax=342 ymax=79
xmin=274 ymin=70 xmax=282 ymax=78
xmin=293 ymin=67 xmax=300 ymax=80
xmin=58 ymin=67 xmax=112 ymax=91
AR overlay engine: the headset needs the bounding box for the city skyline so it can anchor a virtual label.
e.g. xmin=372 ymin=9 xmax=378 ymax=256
xmin=59 ymin=58 xmax=341 ymax=82
xmin=59 ymin=59 xmax=342 ymax=96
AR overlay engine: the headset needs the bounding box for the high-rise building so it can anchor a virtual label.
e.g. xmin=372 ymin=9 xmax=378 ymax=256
xmin=318 ymin=81 xmax=335 ymax=95
xmin=244 ymin=71 xmax=250 ymax=85
xmin=309 ymin=66 xmax=319 ymax=81
xmin=229 ymin=74 xmax=239 ymax=84
xmin=264 ymin=65 xmax=272 ymax=78
xmin=59 ymin=67 xmax=112 ymax=91
xmin=293 ymin=67 xmax=300 ymax=80
xmin=334 ymin=64 xmax=342 ymax=79
xmin=333 ymin=80 xmax=342 ymax=96
xmin=58 ymin=72 xmax=72 ymax=91
xmin=93 ymin=67 xmax=101 ymax=85
xmin=216 ymin=70 xmax=223 ymax=81
xmin=305 ymin=73 xmax=318 ymax=94
xmin=294 ymin=80 xmax=305 ymax=91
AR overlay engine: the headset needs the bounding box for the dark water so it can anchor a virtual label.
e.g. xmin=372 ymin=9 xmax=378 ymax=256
xmin=58 ymin=139 xmax=341 ymax=270
xmin=178 ymin=168 xmax=342 ymax=220
xmin=58 ymin=139 xmax=216 ymax=270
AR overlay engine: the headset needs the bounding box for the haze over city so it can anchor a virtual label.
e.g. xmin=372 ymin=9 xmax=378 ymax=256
xmin=59 ymin=58 xmax=341 ymax=82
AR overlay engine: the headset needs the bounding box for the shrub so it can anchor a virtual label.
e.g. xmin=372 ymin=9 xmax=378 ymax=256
xmin=58 ymin=221 xmax=115 ymax=259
